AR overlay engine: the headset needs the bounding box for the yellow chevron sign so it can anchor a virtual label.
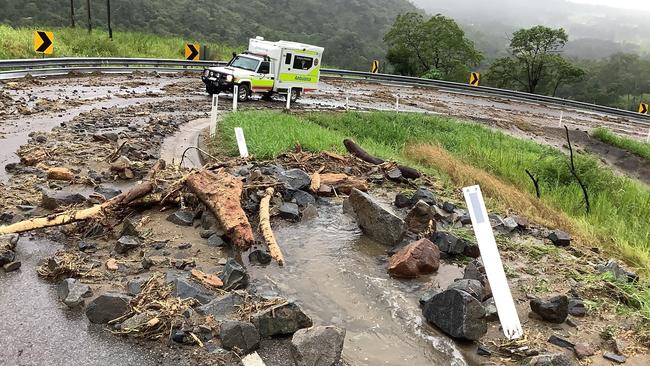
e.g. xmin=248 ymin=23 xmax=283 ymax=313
xmin=371 ymin=60 xmax=380 ymax=74
xmin=34 ymin=31 xmax=54 ymax=54
xmin=639 ymin=103 xmax=649 ymax=115
xmin=469 ymin=72 xmax=480 ymax=86
xmin=185 ymin=43 xmax=200 ymax=61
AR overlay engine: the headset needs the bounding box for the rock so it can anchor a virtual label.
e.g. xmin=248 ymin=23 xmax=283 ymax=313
xmin=573 ymin=343 xmax=595 ymax=359
xmin=404 ymin=201 xmax=435 ymax=234
xmin=47 ymin=167 xmax=75 ymax=181
xmin=477 ymin=345 xmax=492 ymax=356
xmin=166 ymin=210 xmax=194 ymax=226
xmin=291 ymin=325 xmax=346 ymax=366
xmin=252 ymin=302 xmax=313 ymax=337
xmin=459 ymin=214 xmax=472 ymax=225
xmin=483 ymin=298 xmax=498 ymax=321
xmin=603 ymin=352 xmax=626 ymax=364
xmin=115 ymin=235 xmax=141 ymax=254
xmin=3 ymin=261 xmax=21 ymax=272
xmin=547 ymin=230 xmax=571 ymax=247
xmin=172 ymin=278 xmax=214 ymax=304
xmin=0 ymin=249 xmax=16 ymax=267
xmin=503 ymin=217 xmax=519 ymax=232
xmin=513 ymin=216 xmax=529 ymax=229
xmin=220 ymin=320 xmax=260 ymax=354
xmin=120 ymin=311 xmax=157 ymax=331
xmin=291 ymin=190 xmax=316 ymax=208
xmin=442 ymin=202 xmax=456 ymax=213
xmin=348 ymin=189 xmax=405 ymax=246
xmin=0 ymin=234 xmax=18 ymax=249
xmin=448 ymin=279 xmax=484 ymax=301
xmin=279 ymin=202 xmax=300 ymax=222
xmin=41 ymin=189 xmax=87 ymax=210
xmin=394 ymin=193 xmax=413 ymax=208
xmin=530 ymin=295 xmax=569 ymax=323
xmin=463 ymin=260 xmax=492 ymax=300
xmin=249 ymin=249 xmax=272 ymax=265
xmin=423 ymin=289 xmax=487 ymax=341
xmin=301 ymin=204 xmax=319 ymax=220
xmin=207 ymin=234 xmax=227 ymax=247
xmin=596 ymin=259 xmax=635 ymax=283
xmin=78 ymin=240 xmax=96 ymax=252
xmin=201 ymin=211 xmax=218 ymax=230
xmin=419 ymin=289 xmax=440 ymax=308
xmin=388 ymin=238 xmax=440 ymax=278
xmin=568 ymin=298 xmax=586 ymax=317
xmin=411 ymin=187 xmax=436 ymax=206
xmin=126 ymin=277 xmax=145 ymax=296
xmin=85 ymin=293 xmax=132 ymax=323
xmin=120 ymin=217 xmax=141 ymax=238
xmin=178 ymin=243 xmax=192 ymax=250
xmin=172 ymin=330 xmax=187 ymax=343
xmin=278 ymin=169 xmax=311 ymax=190
xmin=197 ymin=292 xmax=245 ymax=320
xmin=523 ymin=353 xmax=573 ymax=366
xmin=614 ymin=338 xmax=627 ymax=355
xmin=431 ymin=232 xmax=466 ymax=256
xmin=548 ymin=335 xmax=575 ymax=350
xmin=386 ymin=168 xmax=403 ymax=181
xmin=58 ymin=278 xmax=92 ymax=307
xmin=462 ymin=243 xmax=481 ymax=258
xmin=200 ymin=229 xmax=216 ymax=239
xmin=219 ymin=259 xmax=250 ymax=290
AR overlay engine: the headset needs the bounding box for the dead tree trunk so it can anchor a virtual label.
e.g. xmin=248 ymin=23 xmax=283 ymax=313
xmin=259 ymin=187 xmax=285 ymax=266
xmin=343 ymin=139 xmax=421 ymax=179
xmin=185 ymin=169 xmax=255 ymax=251
xmin=564 ymin=126 xmax=590 ymax=213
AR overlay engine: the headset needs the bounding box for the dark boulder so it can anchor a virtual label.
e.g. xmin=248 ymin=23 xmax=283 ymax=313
xmin=85 ymin=293 xmax=132 ymax=324
xmin=220 ymin=320 xmax=260 ymax=354
xmin=422 ymin=289 xmax=487 ymax=341
xmin=448 ymin=279 xmax=484 ymax=301
xmin=547 ymin=230 xmax=571 ymax=247
xmin=58 ymin=278 xmax=92 ymax=307
xmin=431 ymin=232 xmax=466 ymax=256
xmin=278 ymin=169 xmax=311 ymax=190
xmin=412 ymin=187 xmax=436 ymax=206
xmin=279 ymin=202 xmax=301 ymax=222
xmin=115 ymin=235 xmax=141 ymax=255
xmin=166 ymin=210 xmax=194 ymax=226
xmin=252 ymin=302 xmax=313 ymax=337
xmin=530 ymin=295 xmax=569 ymax=323
xmin=219 ymin=259 xmax=250 ymax=290
xmin=290 ymin=325 xmax=346 ymax=366
xmin=404 ymin=200 xmax=435 ymax=234
xmin=348 ymin=189 xmax=405 ymax=246
xmin=197 ymin=292 xmax=245 ymax=320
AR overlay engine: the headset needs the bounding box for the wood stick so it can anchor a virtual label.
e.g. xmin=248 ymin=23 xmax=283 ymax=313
xmin=185 ymin=169 xmax=255 ymax=251
xmin=309 ymin=166 xmax=324 ymax=193
xmin=343 ymin=138 xmax=421 ymax=179
xmin=259 ymin=187 xmax=284 ymax=266
xmin=0 ymin=160 xmax=166 ymax=235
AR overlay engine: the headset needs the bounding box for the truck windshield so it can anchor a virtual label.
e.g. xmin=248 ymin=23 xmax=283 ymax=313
xmin=229 ymin=56 xmax=260 ymax=72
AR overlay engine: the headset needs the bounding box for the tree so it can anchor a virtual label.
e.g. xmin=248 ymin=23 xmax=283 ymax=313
xmin=487 ymin=26 xmax=569 ymax=94
xmin=384 ymin=13 xmax=482 ymax=80
xmin=544 ymin=55 xmax=585 ymax=97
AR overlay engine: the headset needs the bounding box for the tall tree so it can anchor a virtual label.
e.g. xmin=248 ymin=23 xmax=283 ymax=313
xmin=544 ymin=55 xmax=585 ymax=97
xmin=384 ymin=13 xmax=482 ymax=80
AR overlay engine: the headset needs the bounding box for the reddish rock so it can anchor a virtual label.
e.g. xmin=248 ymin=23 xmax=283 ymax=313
xmin=574 ymin=342 xmax=595 ymax=359
xmin=388 ymin=238 xmax=440 ymax=278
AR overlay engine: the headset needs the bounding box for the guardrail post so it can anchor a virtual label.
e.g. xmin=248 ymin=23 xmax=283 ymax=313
xmin=286 ymin=88 xmax=292 ymax=110
xmin=232 ymin=85 xmax=238 ymax=112
xmin=210 ymin=94 xmax=219 ymax=138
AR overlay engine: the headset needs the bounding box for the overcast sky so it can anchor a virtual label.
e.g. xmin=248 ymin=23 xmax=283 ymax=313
xmin=569 ymin=0 xmax=650 ymax=12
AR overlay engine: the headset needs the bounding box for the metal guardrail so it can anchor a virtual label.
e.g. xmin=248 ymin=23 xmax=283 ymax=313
xmin=0 ymin=57 xmax=647 ymax=122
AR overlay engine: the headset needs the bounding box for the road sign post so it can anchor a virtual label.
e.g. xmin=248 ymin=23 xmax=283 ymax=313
xmin=185 ymin=43 xmax=200 ymax=61
xmin=371 ymin=60 xmax=380 ymax=74
xmin=639 ymin=103 xmax=648 ymax=115
xmin=34 ymin=31 xmax=54 ymax=55
xmin=469 ymin=72 xmax=480 ymax=86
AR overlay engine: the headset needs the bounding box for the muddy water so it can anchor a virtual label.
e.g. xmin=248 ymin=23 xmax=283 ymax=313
xmin=249 ymin=202 xmax=467 ymax=366
xmin=0 ymin=237 xmax=183 ymax=366
xmin=160 ymin=117 xmax=215 ymax=168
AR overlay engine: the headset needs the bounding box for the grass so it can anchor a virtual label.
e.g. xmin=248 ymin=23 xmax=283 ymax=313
xmin=592 ymin=127 xmax=650 ymax=161
xmin=0 ymin=24 xmax=237 ymax=60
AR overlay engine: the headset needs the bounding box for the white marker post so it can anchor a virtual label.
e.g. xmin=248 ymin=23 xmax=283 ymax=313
xmin=345 ymin=96 xmax=349 ymax=111
xmin=395 ymin=95 xmax=400 ymax=112
xmin=209 ymin=94 xmax=219 ymax=138
xmin=463 ymin=185 xmax=523 ymax=340
xmin=234 ymin=127 xmax=249 ymax=158
xmin=558 ymin=111 xmax=564 ymax=127
xmin=232 ymin=85 xmax=239 ymax=112
xmin=286 ymin=88 xmax=292 ymax=110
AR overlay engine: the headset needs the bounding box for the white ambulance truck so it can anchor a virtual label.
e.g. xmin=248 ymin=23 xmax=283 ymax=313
xmin=202 ymin=37 xmax=324 ymax=102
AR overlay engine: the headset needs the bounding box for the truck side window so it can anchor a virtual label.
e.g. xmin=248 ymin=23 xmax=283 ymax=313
xmin=293 ymin=56 xmax=313 ymax=70
xmin=258 ymin=61 xmax=270 ymax=74
xmin=285 ymin=53 xmax=292 ymax=65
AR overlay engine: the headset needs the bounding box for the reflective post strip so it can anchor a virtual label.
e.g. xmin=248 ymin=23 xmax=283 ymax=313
xmin=395 ymin=95 xmax=399 ymax=112
xmin=558 ymin=111 xmax=564 ymax=127
xmin=233 ymin=85 xmax=238 ymax=112
xmin=234 ymin=127 xmax=249 ymax=158
xmin=345 ymin=96 xmax=349 ymax=110
xmin=463 ymin=185 xmax=524 ymax=340
xmin=210 ymin=94 xmax=218 ymax=138
xmin=286 ymin=87 xmax=291 ymax=110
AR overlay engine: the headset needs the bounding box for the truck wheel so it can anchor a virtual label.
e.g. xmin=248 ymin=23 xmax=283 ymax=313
xmin=290 ymin=89 xmax=301 ymax=103
xmin=237 ymin=84 xmax=250 ymax=102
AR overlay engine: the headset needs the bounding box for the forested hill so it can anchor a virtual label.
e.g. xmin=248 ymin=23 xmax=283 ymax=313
xmin=0 ymin=0 xmax=418 ymax=69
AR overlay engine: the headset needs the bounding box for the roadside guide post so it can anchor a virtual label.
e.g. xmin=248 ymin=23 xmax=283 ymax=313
xmin=233 ymin=85 xmax=239 ymax=112
xmin=234 ymin=127 xmax=249 ymax=158
xmin=286 ymin=88 xmax=292 ymax=110
xmin=210 ymin=94 xmax=218 ymax=138
xmin=558 ymin=111 xmax=564 ymax=127
xmin=395 ymin=95 xmax=400 ymax=112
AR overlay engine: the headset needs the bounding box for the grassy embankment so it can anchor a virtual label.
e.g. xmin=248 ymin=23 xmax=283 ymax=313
xmin=0 ymin=24 xmax=237 ymax=60
xmin=217 ymin=110 xmax=650 ymax=319
xmin=592 ymin=127 xmax=650 ymax=161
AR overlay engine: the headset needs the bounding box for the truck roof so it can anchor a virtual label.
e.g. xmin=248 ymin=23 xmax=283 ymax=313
xmin=249 ymin=37 xmax=324 ymax=55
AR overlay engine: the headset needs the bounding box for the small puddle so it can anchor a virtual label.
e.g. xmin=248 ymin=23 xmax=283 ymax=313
xmin=249 ymin=202 xmax=468 ymax=366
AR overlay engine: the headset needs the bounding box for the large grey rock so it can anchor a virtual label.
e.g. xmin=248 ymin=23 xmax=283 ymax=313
xmin=422 ymin=289 xmax=487 ymax=341
xmin=596 ymin=259 xmax=637 ymax=283
xmin=404 ymin=200 xmax=435 ymax=234
xmin=523 ymin=353 xmax=573 ymax=366
xmin=291 ymin=325 xmax=346 ymax=366
xmin=57 ymin=278 xmax=92 ymax=307
xmin=547 ymin=230 xmax=571 ymax=247
xmin=483 ymin=298 xmax=498 ymax=321
xmin=126 ymin=277 xmax=145 ymax=296
xmin=197 ymin=292 xmax=244 ymax=320
xmin=278 ymin=169 xmax=311 ymax=190
xmin=172 ymin=278 xmax=213 ymax=304
xmin=348 ymin=189 xmax=405 ymax=246
xmin=463 ymin=259 xmax=492 ymax=300
xmin=220 ymin=320 xmax=260 ymax=354
xmin=85 ymin=293 xmax=132 ymax=323
xmin=431 ymin=232 xmax=466 ymax=256
xmin=530 ymin=295 xmax=569 ymax=323
xmin=279 ymin=202 xmax=301 ymax=222
xmin=166 ymin=210 xmax=194 ymax=226
xmin=41 ymin=189 xmax=87 ymax=210
xmin=219 ymin=259 xmax=249 ymax=290
xmin=252 ymin=302 xmax=313 ymax=337
xmin=290 ymin=190 xmax=316 ymax=208
xmin=207 ymin=234 xmax=227 ymax=247
xmin=412 ymin=187 xmax=436 ymax=206
xmin=448 ymin=279 xmax=484 ymax=301
xmin=115 ymin=235 xmax=141 ymax=254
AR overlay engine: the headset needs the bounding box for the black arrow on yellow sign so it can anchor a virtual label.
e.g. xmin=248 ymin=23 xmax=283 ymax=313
xmin=34 ymin=31 xmax=54 ymax=54
xmin=371 ymin=60 xmax=380 ymax=74
xmin=640 ymin=103 xmax=649 ymax=114
xmin=185 ymin=43 xmax=200 ymax=61
xmin=469 ymin=72 xmax=480 ymax=86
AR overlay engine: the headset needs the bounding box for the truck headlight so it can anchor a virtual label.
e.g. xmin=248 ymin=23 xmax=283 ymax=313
xmin=226 ymin=75 xmax=233 ymax=82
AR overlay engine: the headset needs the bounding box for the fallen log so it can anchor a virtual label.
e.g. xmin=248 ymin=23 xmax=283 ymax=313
xmin=343 ymin=138 xmax=421 ymax=179
xmin=319 ymin=173 xmax=368 ymax=194
xmin=259 ymin=187 xmax=285 ymax=266
xmin=309 ymin=166 xmax=325 ymax=193
xmin=0 ymin=160 xmax=165 ymax=235
xmin=185 ymin=169 xmax=255 ymax=251
xmin=191 ymin=268 xmax=223 ymax=288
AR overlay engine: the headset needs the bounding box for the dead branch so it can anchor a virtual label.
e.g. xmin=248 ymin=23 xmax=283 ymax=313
xmin=564 ymin=126 xmax=590 ymax=213
xmin=185 ymin=169 xmax=255 ymax=251
xmin=343 ymin=138 xmax=421 ymax=179
xmin=309 ymin=166 xmax=325 ymax=193
xmin=259 ymin=187 xmax=285 ymax=266
xmin=0 ymin=160 xmax=165 ymax=235
xmin=319 ymin=173 xmax=368 ymax=194
xmin=525 ymin=169 xmax=541 ymax=198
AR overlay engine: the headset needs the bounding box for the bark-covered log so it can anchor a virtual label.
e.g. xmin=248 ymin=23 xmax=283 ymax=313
xmin=185 ymin=169 xmax=255 ymax=251
xmin=319 ymin=173 xmax=368 ymax=194
xmin=259 ymin=187 xmax=285 ymax=266
xmin=343 ymin=138 xmax=421 ymax=179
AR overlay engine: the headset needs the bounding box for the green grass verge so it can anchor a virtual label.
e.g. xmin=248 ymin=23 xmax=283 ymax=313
xmin=219 ymin=110 xmax=650 ymax=277
xmin=592 ymin=127 xmax=650 ymax=161
xmin=0 ymin=24 xmax=237 ymax=60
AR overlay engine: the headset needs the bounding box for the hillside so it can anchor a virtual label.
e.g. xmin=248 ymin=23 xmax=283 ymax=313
xmin=0 ymin=0 xmax=418 ymax=69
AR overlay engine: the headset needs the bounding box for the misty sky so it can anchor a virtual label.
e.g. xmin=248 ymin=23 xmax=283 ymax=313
xmin=569 ymin=0 xmax=650 ymax=11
